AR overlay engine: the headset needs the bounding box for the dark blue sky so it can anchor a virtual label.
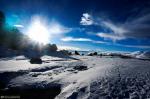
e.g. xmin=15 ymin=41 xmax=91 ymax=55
xmin=0 ymin=0 xmax=150 ymax=52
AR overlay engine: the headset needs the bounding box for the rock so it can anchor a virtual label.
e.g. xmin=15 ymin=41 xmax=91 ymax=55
xmin=68 ymin=52 xmax=72 ymax=55
xmin=87 ymin=52 xmax=93 ymax=56
xmin=120 ymin=55 xmax=132 ymax=59
xmin=87 ymin=52 xmax=98 ymax=56
xmin=50 ymin=44 xmax=58 ymax=52
xmin=1 ymin=83 xmax=61 ymax=99
xmin=30 ymin=58 xmax=42 ymax=64
xmin=129 ymin=92 xmax=139 ymax=99
xmin=73 ymin=65 xmax=88 ymax=71
xmin=75 ymin=51 xmax=80 ymax=55
xmin=59 ymin=50 xmax=69 ymax=55
xmin=0 ymin=81 xmax=6 ymax=89
xmin=93 ymin=52 xmax=98 ymax=55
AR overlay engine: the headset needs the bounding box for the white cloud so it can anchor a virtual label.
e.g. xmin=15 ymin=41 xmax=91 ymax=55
xmin=92 ymin=40 xmax=109 ymax=44
xmin=61 ymin=36 xmax=109 ymax=44
xmin=100 ymin=19 xmax=150 ymax=40
xmin=102 ymin=21 xmax=127 ymax=34
xmin=79 ymin=13 xmax=129 ymax=41
xmin=61 ymin=36 xmax=150 ymax=49
xmin=49 ymin=22 xmax=72 ymax=34
xmin=94 ymin=21 xmax=128 ymax=41
xmin=80 ymin=13 xmax=93 ymax=25
xmin=57 ymin=45 xmax=81 ymax=51
xmin=97 ymin=32 xmax=125 ymax=41
xmin=14 ymin=24 xmax=24 ymax=28
xmin=61 ymin=37 xmax=92 ymax=42
xmin=80 ymin=12 xmax=150 ymax=41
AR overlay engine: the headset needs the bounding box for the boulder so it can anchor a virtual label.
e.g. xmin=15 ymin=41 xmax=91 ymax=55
xmin=87 ymin=53 xmax=93 ymax=56
xmin=68 ymin=52 xmax=72 ymax=55
xmin=30 ymin=57 xmax=42 ymax=64
xmin=75 ymin=51 xmax=80 ymax=55
xmin=93 ymin=52 xmax=98 ymax=55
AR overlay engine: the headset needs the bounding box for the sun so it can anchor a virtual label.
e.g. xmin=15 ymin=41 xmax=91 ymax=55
xmin=27 ymin=17 xmax=49 ymax=44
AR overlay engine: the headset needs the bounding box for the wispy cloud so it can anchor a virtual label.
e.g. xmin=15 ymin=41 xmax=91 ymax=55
xmin=100 ymin=14 xmax=150 ymax=40
xmin=80 ymin=13 xmax=93 ymax=25
xmin=81 ymin=12 xmax=150 ymax=41
xmin=49 ymin=22 xmax=72 ymax=34
xmin=123 ymin=13 xmax=150 ymax=39
xmin=79 ymin=13 xmax=128 ymax=41
xmin=97 ymin=32 xmax=125 ymax=41
xmin=61 ymin=37 xmax=150 ymax=49
xmin=102 ymin=21 xmax=127 ymax=34
xmin=61 ymin=37 xmax=92 ymax=42
xmin=61 ymin=36 xmax=108 ymax=44
xmin=92 ymin=40 xmax=109 ymax=44
xmin=57 ymin=45 xmax=81 ymax=51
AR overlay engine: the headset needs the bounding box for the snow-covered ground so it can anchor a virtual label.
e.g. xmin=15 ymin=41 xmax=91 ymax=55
xmin=0 ymin=54 xmax=150 ymax=99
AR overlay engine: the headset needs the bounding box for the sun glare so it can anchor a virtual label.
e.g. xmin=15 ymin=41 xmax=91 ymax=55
xmin=27 ymin=17 xmax=49 ymax=44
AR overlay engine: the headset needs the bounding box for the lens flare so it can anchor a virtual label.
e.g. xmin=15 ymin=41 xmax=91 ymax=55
xmin=27 ymin=16 xmax=49 ymax=44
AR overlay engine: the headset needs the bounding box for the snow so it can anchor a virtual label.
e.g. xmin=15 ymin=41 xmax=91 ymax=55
xmin=0 ymin=54 xmax=150 ymax=99
xmin=0 ymin=59 xmax=39 ymax=72
xmin=128 ymin=51 xmax=150 ymax=60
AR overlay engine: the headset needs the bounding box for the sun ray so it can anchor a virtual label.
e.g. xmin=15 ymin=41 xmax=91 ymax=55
xmin=27 ymin=16 xmax=49 ymax=44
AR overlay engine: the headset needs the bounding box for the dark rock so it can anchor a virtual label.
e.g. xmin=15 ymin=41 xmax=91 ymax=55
xmin=59 ymin=50 xmax=69 ymax=56
xmin=87 ymin=53 xmax=93 ymax=56
xmin=0 ymin=81 xmax=6 ymax=89
xmin=30 ymin=58 xmax=42 ymax=64
xmin=50 ymin=44 xmax=58 ymax=52
xmin=0 ymin=83 xmax=61 ymax=99
xmin=73 ymin=65 xmax=87 ymax=71
xmin=75 ymin=51 xmax=80 ymax=55
xmin=93 ymin=52 xmax=98 ymax=55
xmin=88 ymin=52 xmax=98 ymax=56
xmin=120 ymin=55 xmax=132 ymax=59
xmin=68 ymin=52 xmax=72 ymax=55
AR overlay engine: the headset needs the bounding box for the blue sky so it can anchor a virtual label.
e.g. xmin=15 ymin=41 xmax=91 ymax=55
xmin=0 ymin=0 xmax=150 ymax=52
